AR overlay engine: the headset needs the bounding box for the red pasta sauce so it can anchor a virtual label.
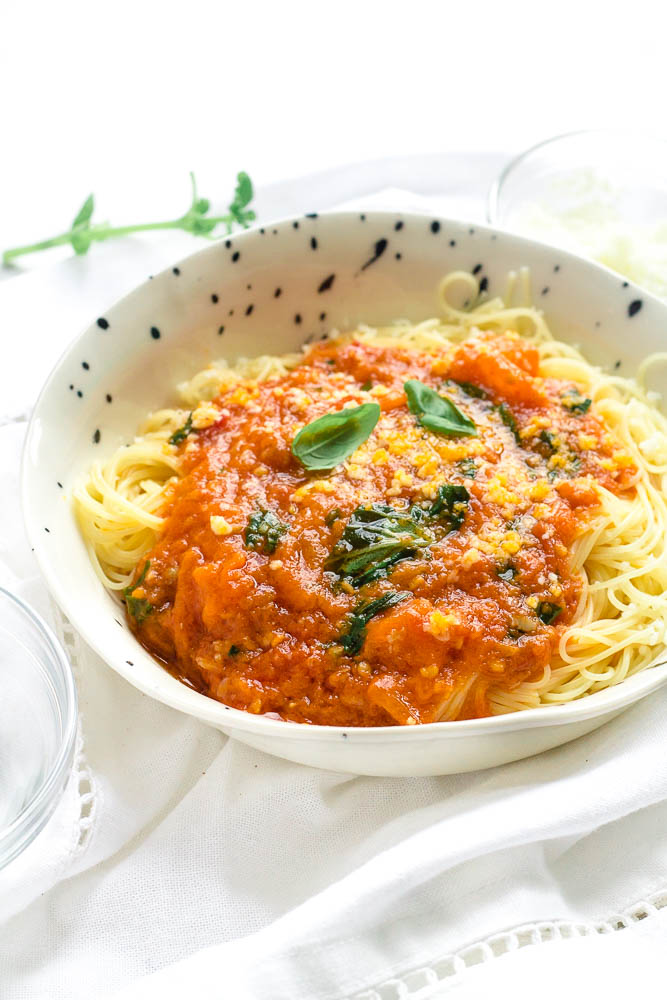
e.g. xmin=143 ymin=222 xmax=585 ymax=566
xmin=126 ymin=330 xmax=636 ymax=725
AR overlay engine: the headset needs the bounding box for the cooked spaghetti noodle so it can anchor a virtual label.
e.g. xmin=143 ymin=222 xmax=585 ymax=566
xmin=74 ymin=270 xmax=667 ymax=724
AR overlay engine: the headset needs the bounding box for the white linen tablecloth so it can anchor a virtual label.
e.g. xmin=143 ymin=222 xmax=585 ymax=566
xmin=2 ymin=177 xmax=667 ymax=999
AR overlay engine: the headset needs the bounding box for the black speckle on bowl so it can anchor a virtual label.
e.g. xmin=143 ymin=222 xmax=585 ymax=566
xmin=245 ymin=304 xmax=254 ymax=316
xmin=360 ymin=238 xmax=388 ymax=272
xmin=150 ymin=327 xmax=161 ymax=340
xmin=430 ymin=221 xmax=441 ymax=234
xmin=318 ymin=274 xmax=335 ymax=293
xmin=628 ymin=299 xmax=643 ymax=317
xmin=97 ymin=317 xmax=109 ymax=330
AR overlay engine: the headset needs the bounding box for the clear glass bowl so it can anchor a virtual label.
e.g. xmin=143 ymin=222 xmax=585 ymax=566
xmin=0 ymin=587 xmax=77 ymax=869
xmin=487 ymin=129 xmax=667 ymax=299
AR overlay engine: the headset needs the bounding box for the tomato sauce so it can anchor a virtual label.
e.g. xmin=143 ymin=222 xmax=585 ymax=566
xmin=128 ymin=330 xmax=636 ymax=725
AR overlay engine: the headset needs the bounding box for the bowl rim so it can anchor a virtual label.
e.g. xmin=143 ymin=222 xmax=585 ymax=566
xmin=0 ymin=586 xmax=78 ymax=865
xmin=486 ymin=127 xmax=667 ymax=227
xmin=21 ymin=208 xmax=667 ymax=742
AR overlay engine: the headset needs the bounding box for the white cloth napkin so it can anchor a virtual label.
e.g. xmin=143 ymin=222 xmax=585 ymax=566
xmin=2 ymin=181 xmax=667 ymax=999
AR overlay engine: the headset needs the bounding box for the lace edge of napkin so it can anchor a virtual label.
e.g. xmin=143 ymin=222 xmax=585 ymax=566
xmin=49 ymin=598 xmax=97 ymax=861
xmin=352 ymin=885 xmax=667 ymax=1000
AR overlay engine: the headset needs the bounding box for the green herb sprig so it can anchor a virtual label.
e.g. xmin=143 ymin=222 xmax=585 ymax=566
xmin=2 ymin=172 xmax=255 ymax=266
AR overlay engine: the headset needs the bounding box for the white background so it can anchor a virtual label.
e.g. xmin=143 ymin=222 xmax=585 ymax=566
xmin=3 ymin=5 xmax=667 ymax=998
xmin=2 ymin=0 xmax=666 ymax=265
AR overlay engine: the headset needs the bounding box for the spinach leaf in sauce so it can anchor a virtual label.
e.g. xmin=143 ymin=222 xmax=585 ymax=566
xmin=169 ymin=412 xmax=194 ymax=446
xmin=561 ymin=389 xmax=592 ymax=414
xmin=124 ymin=560 xmax=153 ymax=624
xmin=452 ymin=380 xmax=488 ymax=400
xmin=404 ymin=380 xmax=477 ymax=438
xmin=326 ymin=487 xmax=470 ymax=588
xmin=425 ymin=483 xmax=470 ymax=530
xmin=536 ymin=601 xmax=562 ymax=625
xmin=457 ymin=457 xmax=477 ymax=479
xmin=496 ymin=403 xmax=521 ymax=443
xmin=245 ymin=509 xmax=287 ymax=554
xmin=338 ymin=590 xmax=411 ymax=656
xmin=291 ymin=402 xmax=381 ymax=471
xmin=325 ymin=503 xmax=430 ymax=587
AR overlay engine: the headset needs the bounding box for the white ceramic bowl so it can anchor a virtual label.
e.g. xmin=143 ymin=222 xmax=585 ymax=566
xmin=22 ymin=211 xmax=667 ymax=776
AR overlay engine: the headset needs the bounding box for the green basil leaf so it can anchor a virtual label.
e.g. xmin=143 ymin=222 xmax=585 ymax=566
xmin=72 ymin=193 xmax=94 ymax=229
xmin=292 ymin=402 xmax=381 ymax=471
xmin=404 ymin=379 xmax=476 ymax=437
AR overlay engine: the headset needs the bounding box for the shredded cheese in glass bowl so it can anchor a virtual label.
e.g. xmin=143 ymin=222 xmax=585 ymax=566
xmin=488 ymin=130 xmax=667 ymax=299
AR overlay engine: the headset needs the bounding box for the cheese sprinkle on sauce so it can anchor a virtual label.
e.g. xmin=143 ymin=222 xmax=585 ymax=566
xmin=127 ymin=330 xmax=636 ymax=726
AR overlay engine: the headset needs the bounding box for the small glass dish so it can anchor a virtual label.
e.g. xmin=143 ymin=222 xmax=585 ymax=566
xmin=487 ymin=129 xmax=667 ymax=299
xmin=0 ymin=587 xmax=77 ymax=870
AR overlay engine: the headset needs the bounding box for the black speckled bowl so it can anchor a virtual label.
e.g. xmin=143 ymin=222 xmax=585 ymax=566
xmin=22 ymin=212 xmax=667 ymax=775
